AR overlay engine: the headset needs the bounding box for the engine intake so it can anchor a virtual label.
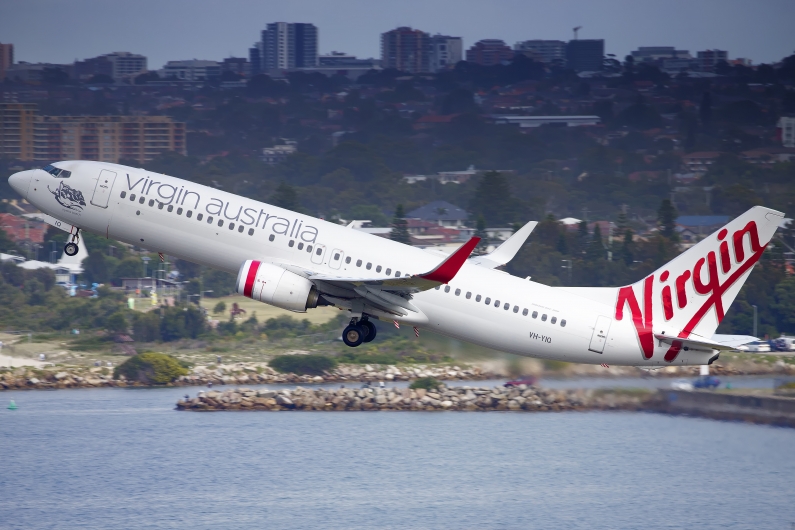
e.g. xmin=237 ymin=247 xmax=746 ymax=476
xmin=236 ymin=260 xmax=319 ymax=312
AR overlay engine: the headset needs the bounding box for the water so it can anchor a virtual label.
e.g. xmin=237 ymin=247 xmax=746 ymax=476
xmin=1 ymin=385 xmax=794 ymax=529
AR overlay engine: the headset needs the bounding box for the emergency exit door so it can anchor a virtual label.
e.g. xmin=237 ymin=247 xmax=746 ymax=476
xmin=588 ymin=315 xmax=612 ymax=353
xmin=90 ymin=170 xmax=117 ymax=208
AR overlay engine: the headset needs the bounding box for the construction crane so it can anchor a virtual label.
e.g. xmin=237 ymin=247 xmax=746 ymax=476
xmin=573 ymin=26 xmax=582 ymax=40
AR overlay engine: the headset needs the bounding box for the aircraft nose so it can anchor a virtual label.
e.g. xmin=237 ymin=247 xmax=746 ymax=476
xmin=8 ymin=170 xmax=32 ymax=199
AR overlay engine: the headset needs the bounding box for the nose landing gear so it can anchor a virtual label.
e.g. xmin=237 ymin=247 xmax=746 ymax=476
xmin=342 ymin=317 xmax=377 ymax=347
xmin=63 ymin=228 xmax=81 ymax=256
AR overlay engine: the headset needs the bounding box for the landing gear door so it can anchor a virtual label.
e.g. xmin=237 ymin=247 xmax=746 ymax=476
xmin=588 ymin=315 xmax=612 ymax=353
xmin=311 ymin=243 xmax=326 ymax=265
xmin=90 ymin=170 xmax=117 ymax=208
xmin=329 ymin=248 xmax=344 ymax=269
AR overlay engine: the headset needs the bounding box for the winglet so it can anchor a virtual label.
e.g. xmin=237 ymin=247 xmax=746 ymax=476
xmin=469 ymin=220 xmax=537 ymax=268
xmin=418 ymin=237 xmax=480 ymax=284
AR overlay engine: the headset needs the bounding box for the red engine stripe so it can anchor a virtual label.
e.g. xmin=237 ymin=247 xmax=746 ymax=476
xmin=243 ymin=260 xmax=260 ymax=298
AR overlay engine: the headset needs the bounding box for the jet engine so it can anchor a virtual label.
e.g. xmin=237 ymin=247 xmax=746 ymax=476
xmin=236 ymin=260 xmax=319 ymax=312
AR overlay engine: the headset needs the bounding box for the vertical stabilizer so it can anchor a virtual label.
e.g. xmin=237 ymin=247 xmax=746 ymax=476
xmin=614 ymin=206 xmax=783 ymax=362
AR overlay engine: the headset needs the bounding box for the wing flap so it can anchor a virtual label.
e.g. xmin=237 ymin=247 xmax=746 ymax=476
xmin=654 ymin=333 xmax=757 ymax=352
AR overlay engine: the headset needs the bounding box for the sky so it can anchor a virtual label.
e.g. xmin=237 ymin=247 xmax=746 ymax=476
xmin=1 ymin=0 xmax=794 ymax=70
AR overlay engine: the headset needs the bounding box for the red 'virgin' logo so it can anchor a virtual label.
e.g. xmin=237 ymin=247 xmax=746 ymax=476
xmin=615 ymin=221 xmax=766 ymax=362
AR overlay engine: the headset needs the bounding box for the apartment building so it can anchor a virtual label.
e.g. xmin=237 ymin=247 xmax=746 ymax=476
xmin=466 ymin=39 xmax=514 ymax=66
xmin=381 ymin=27 xmax=431 ymax=73
xmin=429 ymin=35 xmax=463 ymax=72
xmin=514 ymin=40 xmax=566 ymax=64
xmin=0 ymin=102 xmax=36 ymax=161
xmin=0 ymin=104 xmax=186 ymax=163
xmin=0 ymin=42 xmax=13 ymax=81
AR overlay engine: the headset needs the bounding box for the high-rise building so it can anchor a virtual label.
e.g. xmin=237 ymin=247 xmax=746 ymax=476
xmin=514 ymin=40 xmax=566 ymax=65
xmin=697 ymin=50 xmax=728 ymax=72
xmin=0 ymin=103 xmax=36 ymax=161
xmin=429 ymin=35 xmax=463 ymax=72
xmin=466 ymin=39 xmax=514 ymax=66
xmin=0 ymin=43 xmax=13 ymax=81
xmin=566 ymin=39 xmax=604 ymax=72
xmin=0 ymin=104 xmax=186 ymax=163
xmin=258 ymin=22 xmax=318 ymax=72
xmin=381 ymin=27 xmax=431 ymax=73
xmin=163 ymin=60 xmax=221 ymax=81
xmin=249 ymin=46 xmax=262 ymax=75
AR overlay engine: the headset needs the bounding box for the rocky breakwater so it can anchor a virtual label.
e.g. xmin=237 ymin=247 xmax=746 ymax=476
xmin=177 ymin=363 xmax=494 ymax=386
xmin=176 ymin=384 xmax=650 ymax=412
xmin=0 ymin=367 xmax=125 ymax=390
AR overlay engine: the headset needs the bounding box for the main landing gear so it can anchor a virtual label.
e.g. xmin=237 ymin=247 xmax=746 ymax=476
xmin=342 ymin=317 xmax=377 ymax=347
xmin=63 ymin=228 xmax=81 ymax=257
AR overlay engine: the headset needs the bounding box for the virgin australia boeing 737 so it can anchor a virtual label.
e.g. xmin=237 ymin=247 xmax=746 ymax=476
xmin=8 ymin=161 xmax=782 ymax=367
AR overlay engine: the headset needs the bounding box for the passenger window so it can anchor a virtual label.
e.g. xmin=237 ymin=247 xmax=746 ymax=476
xmin=385 ymin=268 xmax=391 ymax=275
xmin=197 ymin=213 xmax=203 ymax=221
xmin=307 ymin=245 xmax=313 ymax=253
xmin=551 ymin=316 xmax=557 ymax=324
xmin=158 ymin=202 xmax=164 ymax=210
xmin=561 ymin=319 xmax=566 ymax=327
xmin=238 ymin=225 xmax=244 ymax=233
xmin=513 ymin=305 xmax=519 ymax=313
xmin=366 ymin=262 xmax=372 ymax=270
xmin=455 ymin=288 xmax=461 ymax=296
xmin=207 ymin=216 xmax=213 ymax=223
xmin=334 ymin=253 xmax=340 ymax=260
xmin=356 ymin=260 xmax=362 ymax=267
xmin=269 ymin=234 xmax=275 ymax=242
xmin=148 ymin=199 xmax=154 ymax=207
xmin=120 ymin=191 xmax=127 ymax=198
xmin=177 ymin=208 xmax=183 ymax=215
xmin=376 ymin=265 xmax=382 ymax=273
xmin=186 ymin=211 xmax=192 ymax=218
xmin=485 ymin=297 xmax=491 ymax=304
xmin=466 ymin=292 xmax=471 ymax=299
xmin=345 ymin=257 xmax=351 ymax=264
xmin=130 ymin=194 xmax=136 ymax=201
xmin=541 ymin=314 xmax=547 ymax=322
xmin=532 ymin=311 xmax=538 ymax=319
xmin=298 ymin=243 xmax=304 ymax=250
xmin=435 ymin=286 xmax=440 ymax=290
xmin=395 ymin=271 xmax=400 ymax=277
xmin=218 ymin=220 xmax=223 ymax=227
xmin=167 ymin=205 xmax=173 ymax=212
xmin=522 ymin=308 xmax=528 ymax=316
xmin=476 ymin=295 xmax=481 ymax=302
xmin=139 ymin=196 xmax=145 ymax=204
xmin=228 ymin=223 xmax=234 ymax=230
xmin=248 ymin=228 xmax=254 ymax=235
xmin=316 ymin=248 xmax=322 ymax=255
xmin=495 ymin=300 xmax=500 ymax=307
xmin=444 ymin=286 xmax=450 ymax=293
xmin=289 ymin=240 xmax=295 ymax=247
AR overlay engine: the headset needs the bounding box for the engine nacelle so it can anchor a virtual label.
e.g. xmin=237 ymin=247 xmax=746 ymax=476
xmin=236 ymin=260 xmax=319 ymax=312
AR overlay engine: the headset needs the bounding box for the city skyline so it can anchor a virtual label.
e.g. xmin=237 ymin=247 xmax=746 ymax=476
xmin=1 ymin=0 xmax=794 ymax=70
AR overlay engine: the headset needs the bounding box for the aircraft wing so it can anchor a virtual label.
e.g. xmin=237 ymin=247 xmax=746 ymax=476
xmin=280 ymin=237 xmax=480 ymax=318
xmin=468 ymin=220 xmax=537 ymax=269
xmin=654 ymin=333 xmax=758 ymax=352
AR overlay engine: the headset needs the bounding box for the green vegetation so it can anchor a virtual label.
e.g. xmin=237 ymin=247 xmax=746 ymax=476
xmin=269 ymin=354 xmax=337 ymax=376
xmin=409 ymin=377 xmax=442 ymax=391
xmin=113 ymin=352 xmax=188 ymax=384
xmin=213 ymin=301 xmax=227 ymax=314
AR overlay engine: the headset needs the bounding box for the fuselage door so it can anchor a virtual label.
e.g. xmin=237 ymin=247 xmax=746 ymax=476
xmin=311 ymin=243 xmax=326 ymax=265
xmin=90 ymin=169 xmax=117 ymax=208
xmin=588 ymin=315 xmax=612 ymax=353
xmin=329 ymin=248 xmax=344 ymax=269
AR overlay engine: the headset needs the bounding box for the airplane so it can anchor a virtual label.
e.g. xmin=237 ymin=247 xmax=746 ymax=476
xmin=7 ymin=161 xmax=783 ymax=367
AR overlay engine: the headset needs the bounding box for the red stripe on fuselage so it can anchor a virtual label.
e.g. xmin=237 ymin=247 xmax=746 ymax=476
xmin=243 ymin=260 xmax=260 ymax=298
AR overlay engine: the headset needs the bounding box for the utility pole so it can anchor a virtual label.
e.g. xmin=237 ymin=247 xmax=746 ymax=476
xmin=752 ymin=305 xmax=758 ymax=337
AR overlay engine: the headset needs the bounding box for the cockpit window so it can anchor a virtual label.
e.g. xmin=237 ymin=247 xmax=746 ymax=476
xmin=42 ymin=164 xmax=71 ymax=178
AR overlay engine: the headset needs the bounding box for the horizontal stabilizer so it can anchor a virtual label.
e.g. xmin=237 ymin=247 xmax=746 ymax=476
xmin=654 ymin=333 xmax=758 ymax=352
xmin=469 ymin=220 xmax=537 ymax=269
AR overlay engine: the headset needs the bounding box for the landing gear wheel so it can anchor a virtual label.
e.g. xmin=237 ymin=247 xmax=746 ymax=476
xmin=342 ymin=324 xmax=365 ymax=347
xmin=63 ymin=242 xmax=79 ymax=256
xmin=362 ymin=320 xmax=377 ymax=343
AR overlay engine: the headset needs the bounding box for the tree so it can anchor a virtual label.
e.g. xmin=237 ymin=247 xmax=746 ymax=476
xmin=585 ymin=223 xmax=604 ymax=261
xmin=175 ymin=259 xmax=201 ymax=280
xmin=390 ymin=204 xmax=410 ymax=244
xmin=82 ymin=251 xmax=111 ymax=284
xmin=106 ymin=311 xmax=128 ymax=334
xmin=270 ymin=182 xmax=301 ymax=212
xmin=469 ymin=171 xmax=520 ymax=226
xmin=657 ymin=199 xmax=678 ymax=239
xmin=113 ymin=352 xmax=188 ymax=385
xmin=213 ymin=301 xmax=227 ymax=314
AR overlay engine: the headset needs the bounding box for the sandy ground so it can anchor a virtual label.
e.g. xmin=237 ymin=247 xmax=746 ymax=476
xmin=0 ymin=354 xmax=47 ymax=368
xmin=198 ymin=295 xmax=341 ymax=325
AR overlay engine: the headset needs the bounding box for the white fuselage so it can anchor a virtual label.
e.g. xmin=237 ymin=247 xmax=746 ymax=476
xmin=11 ymin=161 xmax=719 ymax=366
